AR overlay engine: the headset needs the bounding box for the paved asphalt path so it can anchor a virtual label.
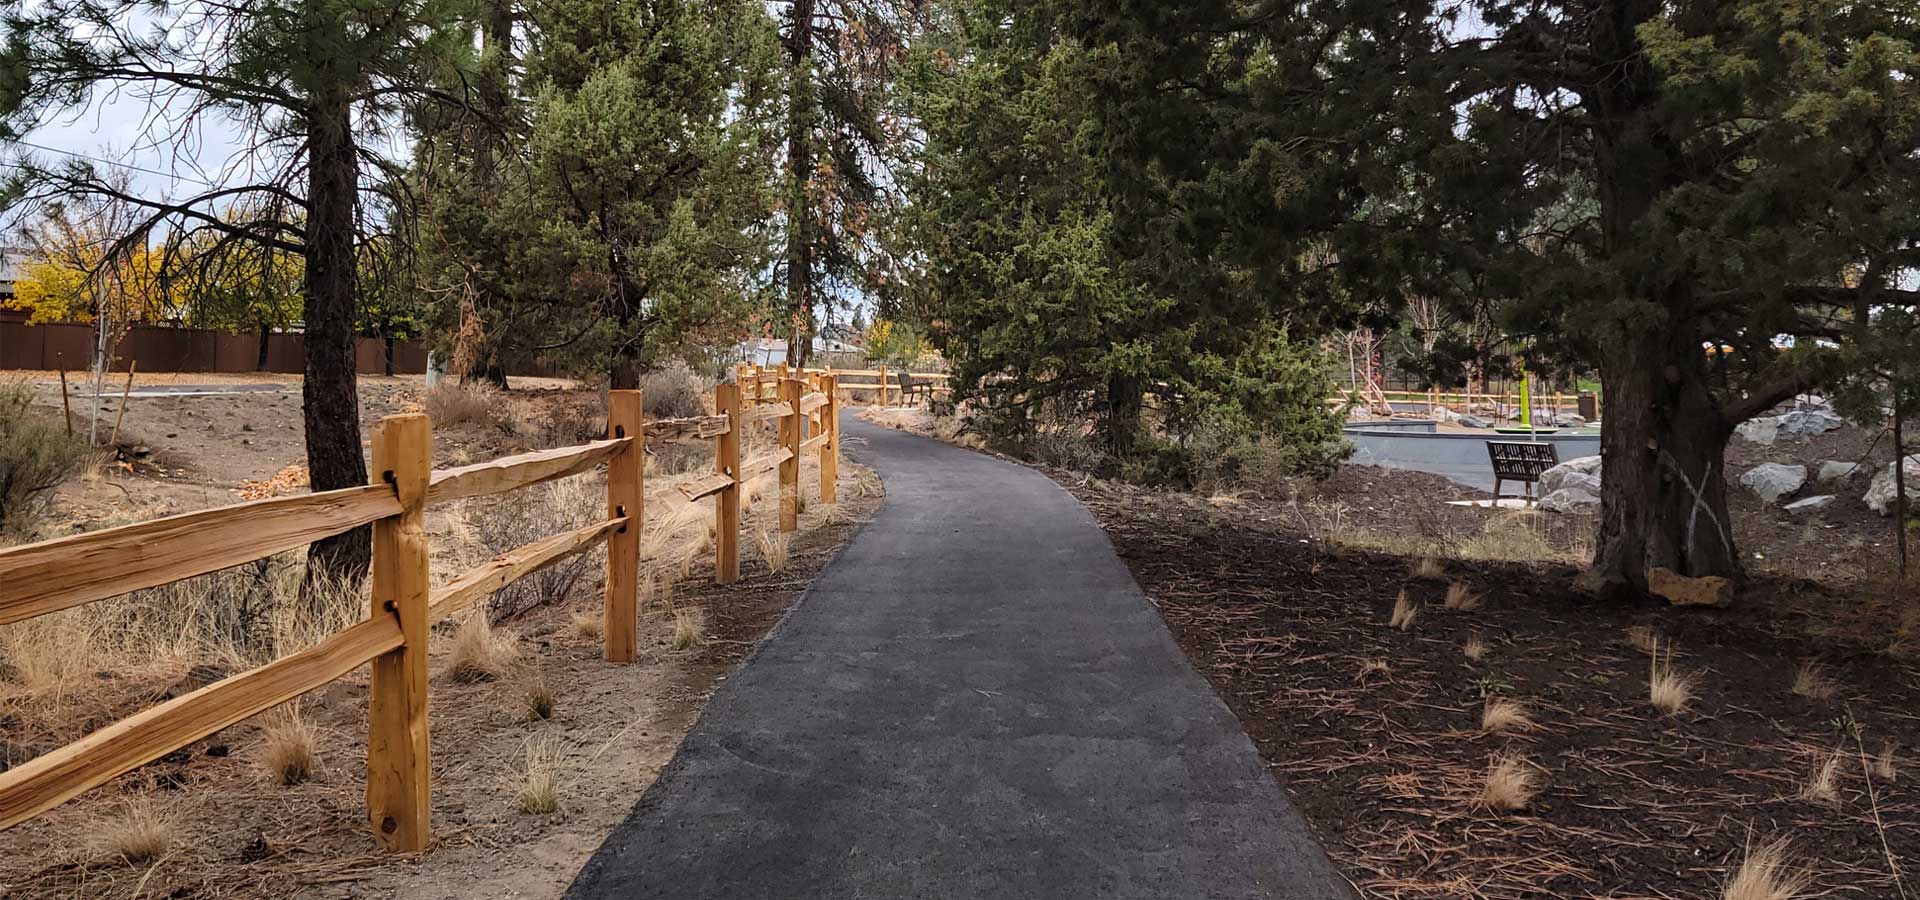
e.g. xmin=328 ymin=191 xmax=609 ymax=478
xmin=565 ymin=414 xmax=1354 ymax=899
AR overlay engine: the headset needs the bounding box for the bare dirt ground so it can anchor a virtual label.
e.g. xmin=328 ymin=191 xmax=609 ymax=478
xmin=0 ymin=375 xmax=881 ymax=899
xmin=871 ymin=403 xmax=1920 ymax=898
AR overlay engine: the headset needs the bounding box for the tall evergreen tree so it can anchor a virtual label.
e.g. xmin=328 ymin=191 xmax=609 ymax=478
xmin=773 ymin=0 xmax=921 ymax=367
xmin=1 ymin=0 xmax=480 ymax=584
xmin=1051 ymin=0 xmax=1920 ymax=599
xmin=903 ymin=0 xmax=1349 ymax=475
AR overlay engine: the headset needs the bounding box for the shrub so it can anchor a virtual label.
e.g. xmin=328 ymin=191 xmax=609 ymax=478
xmin=447 ymin=477 xmax=604 ymax=620
xmin=638 ymin=363 xmax=709 ymax=420
xmin=422 ymin=381 xmax=501 ymax=427
xmin=0 ymin=375 xmax=89 ymax=537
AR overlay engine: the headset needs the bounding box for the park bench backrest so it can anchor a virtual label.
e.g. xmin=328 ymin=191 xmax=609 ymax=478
xmin=1486 ymin=441 xmax=1559 ymax=483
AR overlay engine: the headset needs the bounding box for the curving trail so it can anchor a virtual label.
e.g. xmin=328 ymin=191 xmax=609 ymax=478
xmin=564 ymin=414 xmax=1353 ymax=899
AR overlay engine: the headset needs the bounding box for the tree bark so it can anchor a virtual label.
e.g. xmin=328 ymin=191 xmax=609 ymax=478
xmin=256 ymin=324 xmax=271 ymax=371
xmin=1588 ymin=322 xmax=1742 ymax=600
xmin=1104 ymin=375 xmax=1144 ymax=459
xmin=784 ymin=0 xmax=816 ymax=370
xmin=302 ymin=80 xmax=372 ymax=588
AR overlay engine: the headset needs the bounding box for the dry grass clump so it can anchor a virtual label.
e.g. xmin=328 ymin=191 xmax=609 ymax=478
xmin=1721 ymin=838 xmax=1812 ymax=900
xmin=0 ymin=374 xmax=90 ymax=537
xmin=422 ymin=381 xmax=500 ymax=426
xmin=756 ymin=526 xmax=791 ymax=574
xmin=0 ymin=556 xmax=363 ymax=695
xmin=1800 ymin=751 xmax=1845 ymax=805
xmin=515 ymin=736 xmax=562 ymax=815
xmin=1464 ymin=632 xmax=1490 ymax=661
xmin=1411 ymin=557 xmax=1446 ymax=580
xmin=88 ymin=797 xmax=175 ymax=865
xmin=446 ymin=613 xmax=520 ymax=682
xmin=1790 ymin=662 xmax=1839 ymax=701
xmin=1481 ymin=697 xmax=1536 ymax=734
xmin=1873 ymin=741 xmax=1899 ymax=782
xmin=1477 ymin=754 xmax=1540 ymax=811
xmin=1648 ymin=642 xmax=1697 ymax=715
xmin=640 ymin=500 xmax=711 ymax=577
xmin=1388 ymin=591 xmax=1420 ymax=631
xmin=1443 ymin=581 xmax=1483 ymax=611
xmin=257 ymin=709 xmax=319 ymax=786
xmin=570 ymin=611 xmax=604 ymax=640
xmin=670 ymin=607 xmax=706 ymax=650
xmin=1356 ymin=658 xmax=1391 ymax=682
xmin=519 ymin=678 xmax=557 ymax=722
xmin=1623 ymin=625 xmax=1660 ymax=655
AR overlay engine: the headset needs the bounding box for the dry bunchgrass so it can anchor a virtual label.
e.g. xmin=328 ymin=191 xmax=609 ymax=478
xmin=670 ymin=607 xmax=706 ymax=650
xmin=422 ymin=381 xmax=500 ymax=426
xmin=257 ymin=709 xmax=319 ymax=785
xmin=87 ymin=797 xmax=175 ymax=865
xmin=1623 ymin=625 xmax=1660 ymax=655
xmin=1464 ymin=632 xmax=1490 ymax=661
xmin=570 ymin=611 xmax=604 ymax=640
xmin=1649 ymin=642 xmax=1697 ymax=716
xmin=1791 ymin=662 xmax=1840 ymax=701
xmin=1356 ymin=658 xmax=1391 ymax=682
xmin=1443 ymin=581 xmax=1483 ymax=611
xmin=1477 ymin=754 xmax=1540 ymax=811
xmin=1873 ymin=741 xmax=1899 ymax=782
xmin=756 ymin=526 xmax=791 ymax=574
xmin=1801 ymin=751 xmax=1845 ymax=806
xmin=1389 ymin=591 xmax=1419 ymax=631
xmin=0 ymin=557 xmax=362 ymax=696
xmin=1481 ymin=697 xmax=1536 ymax=734
xmin=1722 ymin=838 xmax=1812 ymax=900
xmin=1412 ymin=557 xmax=1446 ymax=580
xmin=515 ymin=735 xmax=562 ymax=815
xmin=519 ymin=678 xmax=557 ymax=722
xmin=446 ymin=613 xmax=520 ymax=682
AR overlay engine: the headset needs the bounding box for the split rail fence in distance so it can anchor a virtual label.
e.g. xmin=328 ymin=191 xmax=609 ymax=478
xmin=0 ymin=377 xmax=840 ymax=850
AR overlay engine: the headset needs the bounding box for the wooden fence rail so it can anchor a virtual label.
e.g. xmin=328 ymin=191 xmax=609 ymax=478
xmin=0 ymin=379 xmax=839 ymax=847
xmin=736 ymin=362 xmax=948 ymax=408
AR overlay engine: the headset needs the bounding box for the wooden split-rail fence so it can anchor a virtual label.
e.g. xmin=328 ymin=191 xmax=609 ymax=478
xmin=737 ymin=362 xmax=950 ymax=408
xmin=0 ymin=377 xmax=841 ymax=850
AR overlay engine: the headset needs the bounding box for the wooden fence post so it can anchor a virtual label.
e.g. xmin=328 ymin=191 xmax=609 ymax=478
xmin=877 ymin=364 xmax=888 ymax=408
xmin=604 ymin=390 xmax=643 ymax=664
xmin=714 ymin=382 xmax=741 ymax=584
xmin=779 ymin=377 xmax=802 ymax=532
xmin=367 ymin=413 xmax=432 ymax=852
xmin=821 ymin=374 xmax=838 ymax=505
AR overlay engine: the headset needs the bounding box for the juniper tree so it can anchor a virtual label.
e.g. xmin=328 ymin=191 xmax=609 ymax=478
xmin=1053 ymin=0 xmax=1920 ymax=598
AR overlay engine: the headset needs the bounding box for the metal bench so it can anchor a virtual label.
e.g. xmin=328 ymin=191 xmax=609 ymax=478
xmin=1486 ymin=441 xmax=1559 ymax=504
xmin=899 ymin=371 xmax=936 ymax=406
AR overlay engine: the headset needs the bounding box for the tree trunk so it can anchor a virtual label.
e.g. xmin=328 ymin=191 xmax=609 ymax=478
xmin=302 ymin=81 xmax=372 ymax=588
xmin=1104 ymin=375 xmax=1144 ymax=458
xmin=384 ymin=335 xmax=396 ymax=377
xmin=784 ymin=0 xmax=816 ymax=370
xmin=256 ymin=324 xmax=272 ymax=371
xmin=1587 ymin=328 xmax=1741 ymax=600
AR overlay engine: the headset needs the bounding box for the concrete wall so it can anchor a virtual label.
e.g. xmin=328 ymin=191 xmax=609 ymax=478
xmin=1344 ymin=423 xmax=1601 ymax=491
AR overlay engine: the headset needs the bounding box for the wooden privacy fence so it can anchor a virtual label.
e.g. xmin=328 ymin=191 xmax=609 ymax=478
xmin=0 ymin=379 xmax=839 ymax=849
xmin=737 ymin=362 xmax=950 ymax=408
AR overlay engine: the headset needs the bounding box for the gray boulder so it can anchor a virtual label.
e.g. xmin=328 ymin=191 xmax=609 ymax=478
xmin=1540 ymin=486 xmax=1602 ymax=514
xmin=1865 ymin=455 xmax=1920 ymax=516
xmin=1816 ymin=460 xmax=1861 ymax=482
xmin=1538 ymin=455 xmax=1602 ymax=497
xmin=1783 ymin=495 xmax=1836 ymax=514
xmin=1740 ymin=463 xmax=1808 ymax=503
xmin=1735 ymin=417 xmax=1780 ymax=446
xmin=1456 ymin=414 xmax=1491 ymax=429
xmin=1776 ymin=408 xmax=1845 ymax=438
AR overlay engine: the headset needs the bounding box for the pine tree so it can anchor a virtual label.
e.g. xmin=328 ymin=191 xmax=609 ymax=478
xmin=1 ymin=0 xmax=481 ymax=584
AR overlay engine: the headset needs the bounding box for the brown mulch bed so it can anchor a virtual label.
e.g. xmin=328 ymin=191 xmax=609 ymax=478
xmin=1064 ymin=474 xmax=1919 ymax=900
